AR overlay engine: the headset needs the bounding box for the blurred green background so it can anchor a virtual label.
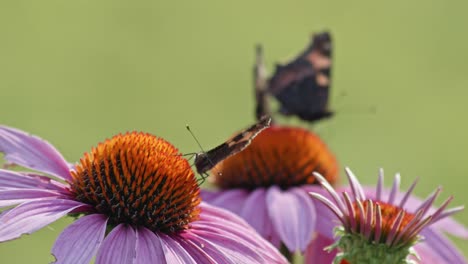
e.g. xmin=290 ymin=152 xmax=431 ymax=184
xmin=1 ymin=0 xmax=467 ymax=262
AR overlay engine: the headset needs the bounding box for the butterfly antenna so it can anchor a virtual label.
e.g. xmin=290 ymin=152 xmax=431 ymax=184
xmin=186 ymin=125 xmax=207 ymax=154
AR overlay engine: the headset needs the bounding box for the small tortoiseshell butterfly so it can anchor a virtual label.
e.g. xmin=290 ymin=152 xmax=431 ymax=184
xmin=194 ymin=116 xmax=271 ymax=176
xmin=267 ymin=31 xmax=333 ymax=122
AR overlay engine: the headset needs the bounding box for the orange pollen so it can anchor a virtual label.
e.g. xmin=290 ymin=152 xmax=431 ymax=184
xmin=71 ymin=132 xmax=201 ymax=233
xmin=354 ymin=200 xmax=415 ymax=239
xmin=212 ymin=126 xmax=338 ymax=190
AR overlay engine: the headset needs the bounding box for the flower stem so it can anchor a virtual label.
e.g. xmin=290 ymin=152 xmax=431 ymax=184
xmin=280 ymin=244 xmax=294 ymax=263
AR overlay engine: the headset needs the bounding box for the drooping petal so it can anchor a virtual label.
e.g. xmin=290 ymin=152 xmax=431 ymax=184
xmin=239 ymin=188 xmax=280 ymax=246
xmin=411 ymin=243 xmax=447 ymax=264
xmin=302 ymin=184 xmax=336 ymax=235
xmin=197 ymin=201 xmax=250 ymax=224
xmin=159 ymin=233 xmax=198 ymax=264
xmin=135 ymin=228 xmax=166 ymax=264
xmin=195 ymin=203 xmax=269 ymax=248
xmin=0 ymin=189 xmax=67 ymax=207
xmin=0 ymin=199 xmax=90 ymax=242
xmin=367 ymin=186 xmax=468 ymax=239
xmin=433 ymin=217 xmax=468 ymax=239
xmin=52 ymin=214 xmax=108 ymax=264
xmin=0 ymin=126 xmax=72 ymax=181
xmin=267 ymin=186 xmax=316 ymax=252
xmin=95 ymin=224 xmax=137 ymax=264
xmin=183 ymin=229 xmax=265 ymax=264
xmin=174 ymin=234 xmax=218 ymax=263
xmin=201 ymin=189 xmax=249 ymax=215
xmin=304 ymin=233 xmax=337 ymax=264
xmin=194 ymin=203 xmax=286 ymax=262
xmin=419 ymin=227 xmax=468 ymax=264
xmin=0 ymin=169 xmax=68 ymax=191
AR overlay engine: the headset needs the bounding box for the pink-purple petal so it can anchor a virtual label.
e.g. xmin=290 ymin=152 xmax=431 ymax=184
xmin=376 ymin=168 xmax=384 ymax=200
xmin=419 ymin=227 xmax=468 ymax=264
xmin=304 ymin=233 xmax=337 ymax=264
xmin=195 ymin=204 xmax=268 ymax=248
xmin=52 ymin=214 xmax=108 ymax=264
xmin=174 ymin=235 xmax=217 ymax=263
xmin=135 ymin=228 xmax=166 ymax=264
xmin=345 ymin=167 xmax=365 ymax=200
xmin=387 ymin=173 xmax=400 ymax=204
xmin=159 ymin=233 xmax=198 ymax=264
xmin=194 ymin=202 xmax=286 ymax=262
xmin=267 ymin=187 xmax=315 ymax=252
xmin=0 ymin=189 xmax=66 ymax=207
xmin=95 ymin=224 xmax=137 ymax=264
xmin=0 ymin=169 xmax=68 ymax=191
xmin=313 ymin=172 xmax=347 ymax=214
xmin=184 ymin=229 xmax=265 ymax=264
xmin=201 ymin=189 xmax=249 ymax=215
xmin=197 ymin=202 xmax=249 ymax=224
xmin=309 ymin=192 xmax=345 ymax=225
xmin=398 ymin=177 xmax=419 ymax=208
xmin=239 ymin=188 xmax=279 ymax=246
xmin=412 ymin=243 xmax=447 ymax=264
xmin=370 ymin=186 xmax=468 ymax=239
xmin=304 ymin=188 xmax=337 ymax=240
xmin=0 ymin=199 xmax=90 ymax=242
xmin=0 ymin=126 xmax=72 ymax=181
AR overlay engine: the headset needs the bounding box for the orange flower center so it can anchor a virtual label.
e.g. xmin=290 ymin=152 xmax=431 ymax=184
xmin=212 ymin=126 xmax=338 ymax=190
xmin=354 ymin=200 xmax=415 ymax=243
xmin=71 ymin=132 xmax=200 ymax=233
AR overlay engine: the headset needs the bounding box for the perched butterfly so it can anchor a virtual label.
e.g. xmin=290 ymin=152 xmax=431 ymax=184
xmin=267 ymin=31 xmax=333 ymax=122
xmin=194 ymin=116 xmax=271 ymax=178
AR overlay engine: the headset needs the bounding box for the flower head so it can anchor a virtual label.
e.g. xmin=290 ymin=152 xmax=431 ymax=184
xmin=202 ymin=125 xmax=338 ymax=253
xmin=308 ymin=167 xmax=468 ymax=264
xmin=0 ymin=126 xmax=287 ymax=264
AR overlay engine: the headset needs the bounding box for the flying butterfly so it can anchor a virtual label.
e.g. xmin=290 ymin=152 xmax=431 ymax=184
xmin=191 ymin=116 xmax=271 ymax=181
xmin=267 ymin=31 xmax=333 ymax=122
xmin=254 ymin=45 xmax=270 ymax=121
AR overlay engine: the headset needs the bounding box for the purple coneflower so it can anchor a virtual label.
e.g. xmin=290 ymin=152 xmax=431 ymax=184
xmin=308 ymin=167 xmax=468 ymax=264
xmin=201 ymin=125 xmax=339 ymax=257
xmin=0 ymin=126 xmax=287 ymax=264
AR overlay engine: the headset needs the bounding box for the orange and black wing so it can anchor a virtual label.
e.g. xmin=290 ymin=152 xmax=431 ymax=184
xmin=267 ymin=32 xmax=333 ymax=122
xmin=194 ymin=116 xmax=271 ymax=175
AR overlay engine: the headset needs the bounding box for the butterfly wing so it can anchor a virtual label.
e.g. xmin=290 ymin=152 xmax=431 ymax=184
xmin=194 ymin=117 xmax=271 ymax=175
xmin=267 ymin=32 xmax=333 ymax=122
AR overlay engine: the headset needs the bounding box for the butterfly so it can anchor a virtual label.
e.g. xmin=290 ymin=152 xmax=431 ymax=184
xmin=266 ymin=31 xmax=333 ymax=122
xmin=254 ymin=45 xmax=270 ymax=121
xmin=194 ymin=116 xmax=271 ymax=178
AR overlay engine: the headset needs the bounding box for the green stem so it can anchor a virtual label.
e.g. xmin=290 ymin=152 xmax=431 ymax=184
xmin=280 ymin=244 xmax=294 ymax=263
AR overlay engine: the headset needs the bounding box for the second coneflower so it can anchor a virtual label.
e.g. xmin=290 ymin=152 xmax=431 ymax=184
xmin=0 ymin=126 xmax=287 ymax=264
xmin=308 ymin=168 xmax=468 ymax=264
xmin=201 ymin=125 xmax=339 ymax=255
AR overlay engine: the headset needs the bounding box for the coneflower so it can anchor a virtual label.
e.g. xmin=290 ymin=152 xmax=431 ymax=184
xmin=308 ymin=167 xmax=468 ymax=264
xmin=0 ymin=126 xmax=287 ymax=264
xmin=202 ymin=125 xmax=338 ymax=258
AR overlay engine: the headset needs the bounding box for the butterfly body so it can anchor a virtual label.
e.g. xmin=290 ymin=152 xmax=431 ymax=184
xmin=194 ymin=116 xmax=271 ymax=176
